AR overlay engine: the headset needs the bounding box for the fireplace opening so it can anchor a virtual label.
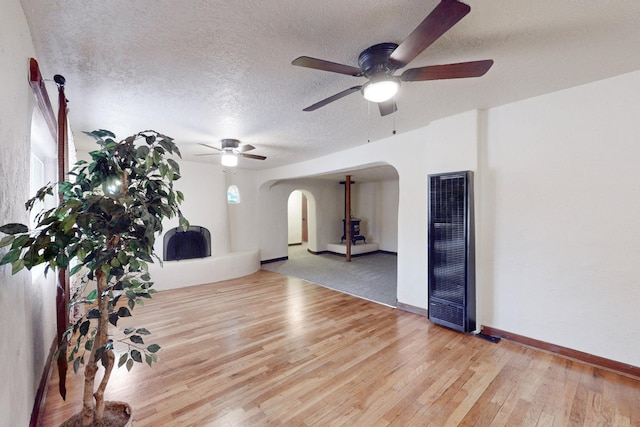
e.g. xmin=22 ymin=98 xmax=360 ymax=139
xmin=163 ymin=225 xmax=211 ymax=261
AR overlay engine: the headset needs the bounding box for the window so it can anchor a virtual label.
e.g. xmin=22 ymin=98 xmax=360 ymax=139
xmin=227 ymin=185 xmax=241 ymax=204
xmin=29 ymin=107 xmax=56 ymax=226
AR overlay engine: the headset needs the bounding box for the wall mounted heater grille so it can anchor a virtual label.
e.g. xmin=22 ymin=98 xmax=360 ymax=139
xmin=428 ymin=171 xmax=475 ymax=332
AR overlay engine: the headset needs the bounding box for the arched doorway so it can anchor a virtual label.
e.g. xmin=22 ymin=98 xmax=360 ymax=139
xmin=287 ymin=189 xmax=316 ymax=251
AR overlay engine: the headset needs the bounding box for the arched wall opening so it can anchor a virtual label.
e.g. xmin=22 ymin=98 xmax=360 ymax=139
xmin=258 ymin=164 xmax=399 ymax=306
xmin=287 ymin=189 xmax=317 ymax=251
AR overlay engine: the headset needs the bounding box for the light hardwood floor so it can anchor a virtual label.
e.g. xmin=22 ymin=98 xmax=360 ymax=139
xmin=41 ymin=270 xmax=640 ymax=426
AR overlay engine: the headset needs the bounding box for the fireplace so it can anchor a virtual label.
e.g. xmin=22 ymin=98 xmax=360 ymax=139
xmin=163 ymin=225 xmax=211 ymax=261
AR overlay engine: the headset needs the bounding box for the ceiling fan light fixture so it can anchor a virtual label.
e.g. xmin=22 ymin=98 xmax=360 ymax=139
xmin=221 ymin=152 xmax=238 ymax=167
xmin=362 ymin=77 xmax=400 ymax=103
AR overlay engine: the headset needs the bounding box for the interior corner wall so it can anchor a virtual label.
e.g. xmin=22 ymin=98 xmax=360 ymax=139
xmin=478 ymin=70 xmax=640 ymax=367
xmin=145 ymin=159 xmax=244 ymax=289
xmin=225 ymin=168 xmax=260 ymax=252
xmin=158 ymin=159 xmax=231 ymax=257
xmin=395 ymin=111 xmax=479 ymax=308
xmin=0 ymin=1 xmax=53 ymax=425
xmin=352 ymin=179 xmax=399 ymax=252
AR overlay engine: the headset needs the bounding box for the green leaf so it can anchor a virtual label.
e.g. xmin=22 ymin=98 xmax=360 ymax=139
xmin=145 ymin=354 xmax=153 ymax=367
xmin=12 ymin=259 xmax=25 ymax=275
xmin=118 ymin=353 xmax=128 ymax=368
xmin=0 ymin=223 xmax=29 ymax=235
xmin=136 ymin=145 xmax=150 ymax=159
xmin=123 ymin=327 xmax=135 ymax=335
xmin=126 ymin=358 xmax=134 ymax=371
xmin=131 ymin=349 xmax=142 ymax=363
xmin=167 ymin=158 xmax=180 ymax=173
xmin=83 ymin=129 xmax=116 ymax=140
xmin=73 ymin=356 xmax=81 ymax=373
xmin=86 ymin=289 xmax=98 ymax=303
xmin=136 ymin=328 xmax=151 ymax=335
xmin=0 ymin=249 xmax=20 ymax=266
xmin=130 ymin=335 xmax=144 ymax=345
xmin=69 ymin=263 xmax=83 ymax=276
xmin=108 ymin=312 xmax=119 ymax=327
xmin=147 ymin=344 xmax=161 ymax=354
xmin=77 ymin=247 xmax=87 ymax=262
xmin=0 ymin=235 xmax=15 ymax=248
xmin=79 ymin=320 xmax=90 ymax=336
xmin=118 ymin=307 xmax=132 ymax=317
xmin=55 ymin=252 xmax=69 ymax=269
xmin=12 ymin=234 xmax=31 ymax=249
xmin=61 ymin=213 xmax=78 ymax=233
xmin=158 ymin=139 xmax=173 ymax=154
xmin=135 ymin=251 xmax=153 ymax=263
xmin=117 ymin=251 xmax=128 ymax=265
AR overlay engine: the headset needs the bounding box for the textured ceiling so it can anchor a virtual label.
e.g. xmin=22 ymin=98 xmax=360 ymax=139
xmin=20 ymin=0 xmax=640 ymax=174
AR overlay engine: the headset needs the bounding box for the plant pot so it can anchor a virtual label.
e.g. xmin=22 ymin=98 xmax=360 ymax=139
xmin=59 ymin=401 xmax=132 ymax=427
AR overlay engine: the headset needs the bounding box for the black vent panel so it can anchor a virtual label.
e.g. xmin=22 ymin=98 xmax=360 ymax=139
xmin=428 ymin=171 xmax=475 ymax=332
xmin=429 ymin=299 xmax=464 ymax=329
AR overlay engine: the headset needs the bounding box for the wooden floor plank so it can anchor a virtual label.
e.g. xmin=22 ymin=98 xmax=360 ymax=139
xmin=40 ymin=270 xmax=640 ymax=426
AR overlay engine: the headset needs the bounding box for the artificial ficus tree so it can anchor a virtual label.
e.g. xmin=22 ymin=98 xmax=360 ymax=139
xmin=0 ymin=130 xmax=188 ymax=426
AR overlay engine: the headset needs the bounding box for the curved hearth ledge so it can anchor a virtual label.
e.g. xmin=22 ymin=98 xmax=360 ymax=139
xmin=148 ymin=250 xmax=260 ymax=291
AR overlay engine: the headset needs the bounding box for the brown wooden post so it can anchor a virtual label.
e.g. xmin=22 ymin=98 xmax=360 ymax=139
xmin=345 ymin=175 xmax=352 ymax=262
xmin=28 ymin=59 xmax=70 ymax=399
xmin=55 ymin=73 xmax=69 ymax=399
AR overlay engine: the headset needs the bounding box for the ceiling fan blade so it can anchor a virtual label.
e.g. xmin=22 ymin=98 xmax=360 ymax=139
xmin=194 ymin=153 xmax=219 ymax=156
xmin=400 ymin=59 xmax=494 ymax=81
xmin=198 ymin=142 xmax=222 ymax=151
xmin=236 ymin=144 xmax=255 ymax=153
xmin=240 ymin=153 xmax=267 ymax=160
xmin=378 ymin=100 xmax=397 ymax=117
xmin=390 ymin=0 xmax=471 ymax=68
xmin=303 ymin=86 xmax=362 ymax=112
xmin=292 ymin=56 xmax=363 ymax=77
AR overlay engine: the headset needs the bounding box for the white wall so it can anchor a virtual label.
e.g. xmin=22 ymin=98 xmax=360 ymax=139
xmin=352 ymin=179 xmax=399 ymax=252
xmin=146 ymin=160 xmax=260 ymax=290
xmin=257 ymin=113 xmax=478 ymax=309
xmin=257 ymin=70 xmax=640 ymax=368
xmin=478 ymin=70 xmax=640 ymax=366
xmin=378 ymin=179 xmax=399 ymax=252
xmin=0 ymin=1 xmax=57 ymax=425
xmin=225 ymin=168 xmax=260 ymax=252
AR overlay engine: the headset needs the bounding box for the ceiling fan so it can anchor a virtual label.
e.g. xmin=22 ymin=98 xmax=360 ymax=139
xmin=197 ymin=139 xmax=267 ymax=167
xmin=292 ymin=0 xmax=493 ymax=116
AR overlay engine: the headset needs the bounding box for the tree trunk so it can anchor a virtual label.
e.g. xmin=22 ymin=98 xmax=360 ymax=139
xmin=94 ymin=348 xmax=115 ymax=419
xmin=81 ymin=268 xmax=109 ymax=427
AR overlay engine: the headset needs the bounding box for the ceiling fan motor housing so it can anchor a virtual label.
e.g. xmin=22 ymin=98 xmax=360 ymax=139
xmin=358 ymin=43 xmax=399 ymax=78
xmin=221 ymin=138 xmax=240 ymax=150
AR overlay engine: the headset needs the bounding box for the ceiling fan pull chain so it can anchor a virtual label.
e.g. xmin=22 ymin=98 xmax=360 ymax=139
xmin=393 ymin=108 xmax=397 ymax=135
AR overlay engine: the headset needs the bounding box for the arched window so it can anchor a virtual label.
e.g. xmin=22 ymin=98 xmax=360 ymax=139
xmin=227 ymin=185 xmax=241 ymax=204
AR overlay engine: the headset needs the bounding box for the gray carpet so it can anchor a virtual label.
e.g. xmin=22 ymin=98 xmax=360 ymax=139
xmin=262 ymin=244 xmax=397 ymax=307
